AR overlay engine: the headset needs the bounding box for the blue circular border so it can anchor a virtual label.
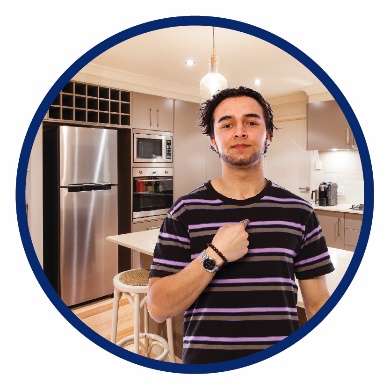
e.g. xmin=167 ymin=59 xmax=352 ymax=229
xmin=16 ymin=16 xmax=373 ymax=374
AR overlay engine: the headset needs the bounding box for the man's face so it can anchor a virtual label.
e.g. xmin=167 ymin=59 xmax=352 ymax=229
xmin=211 ymin=96 xmax=270 ymax=167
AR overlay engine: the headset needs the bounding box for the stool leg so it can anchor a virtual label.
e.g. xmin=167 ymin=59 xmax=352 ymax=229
xmin=133 ymin=293 xmax=140 ymax=354
xmin=111 ymin=288 xmax=120 ymax=343
xmin=166 ymin=318 xmax=175 ymax=363
xmin=143 ymin=295 xmax=150 ymax=354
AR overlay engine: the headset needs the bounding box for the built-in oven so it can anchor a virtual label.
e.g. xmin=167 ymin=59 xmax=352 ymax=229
xmin=132 ymin=167 xmax=173 ymax=221
xmin=133 ymin=129 xmax=173 ymax=165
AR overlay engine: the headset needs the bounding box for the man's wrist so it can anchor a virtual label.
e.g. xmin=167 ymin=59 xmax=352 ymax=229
xmin=205 ymin=247 xmax=224 ymax=267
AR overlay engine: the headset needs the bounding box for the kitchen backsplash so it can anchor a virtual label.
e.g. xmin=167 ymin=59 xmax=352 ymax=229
xmin=313 ymin=150 xmax=364 ymax=205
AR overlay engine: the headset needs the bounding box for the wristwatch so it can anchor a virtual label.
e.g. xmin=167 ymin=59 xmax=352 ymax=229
xmin=201 ymin=249 xmax=220 ymax=273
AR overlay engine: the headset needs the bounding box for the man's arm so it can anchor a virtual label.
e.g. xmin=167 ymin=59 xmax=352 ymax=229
xmin=298 ymin=275 xmax=330 ymax=320
xmin=147 ymin=221 xmax=249 ymax=323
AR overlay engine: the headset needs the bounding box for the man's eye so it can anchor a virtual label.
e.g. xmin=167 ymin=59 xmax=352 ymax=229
xmin=222 ymin=123 xmax=232 ymax=129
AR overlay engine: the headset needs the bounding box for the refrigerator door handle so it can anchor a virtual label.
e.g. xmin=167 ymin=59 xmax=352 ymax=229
xmin=61 ymin=183 xmax=117 ymax=192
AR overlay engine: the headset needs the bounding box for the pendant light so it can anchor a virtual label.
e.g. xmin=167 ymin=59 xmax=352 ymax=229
xmin=200 ymin=27 xmax=227 ymax=102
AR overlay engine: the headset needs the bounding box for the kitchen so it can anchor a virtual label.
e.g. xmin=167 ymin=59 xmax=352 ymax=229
xmin=24 ymin=24 xmax=366 ymax=365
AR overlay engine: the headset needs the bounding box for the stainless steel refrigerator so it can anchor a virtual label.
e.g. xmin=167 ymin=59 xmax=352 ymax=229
xmin=43 ymin=125 xmax=118 ymax=306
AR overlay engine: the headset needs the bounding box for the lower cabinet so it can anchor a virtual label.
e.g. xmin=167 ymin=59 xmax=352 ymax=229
xmin=344 ymin=214 xmax=362 ymax=251
xmin=316 ymin=210 xmax=362 ymax=251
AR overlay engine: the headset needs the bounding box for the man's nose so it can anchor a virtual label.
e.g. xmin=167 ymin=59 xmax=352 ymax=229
xmin=234 ymin=123 xmax=247 ymax=137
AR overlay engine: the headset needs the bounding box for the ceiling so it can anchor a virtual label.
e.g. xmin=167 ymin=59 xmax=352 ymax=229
xmin=84 ymin=26 xmax=325 ymax=102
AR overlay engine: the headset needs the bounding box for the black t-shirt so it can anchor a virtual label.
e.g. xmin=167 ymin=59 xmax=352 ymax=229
xmin=149 ymin=180 xmax=334 ymax=364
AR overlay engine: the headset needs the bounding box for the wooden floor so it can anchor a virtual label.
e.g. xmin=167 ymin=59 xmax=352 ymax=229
xmin=71 ymin=296 xmax=181 ymax=362
xmin=71 ymin=296 xmax=135 ymax=343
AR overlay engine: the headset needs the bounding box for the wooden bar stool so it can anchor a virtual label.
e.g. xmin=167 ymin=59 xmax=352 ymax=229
xmin=111 ymin=269 xmax=175 ymax=362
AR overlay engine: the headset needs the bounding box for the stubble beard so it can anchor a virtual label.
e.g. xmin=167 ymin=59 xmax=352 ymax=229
xmin=219 ymin=148 xmax=265 ymax=167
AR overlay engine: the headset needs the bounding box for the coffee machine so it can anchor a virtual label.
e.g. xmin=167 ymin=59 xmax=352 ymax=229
xmin=318 ymin=182 xmax=338 ymax=206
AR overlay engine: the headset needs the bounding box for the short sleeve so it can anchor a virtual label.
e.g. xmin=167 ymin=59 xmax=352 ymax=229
xmin=149 ymin=214 xmax=192 ymax=279
xmin=294 ymin=210 xmax=335 ymax=280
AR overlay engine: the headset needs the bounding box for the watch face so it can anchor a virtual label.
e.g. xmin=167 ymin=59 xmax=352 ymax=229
xmin=203 ymin=257 xmax=216 ymax=271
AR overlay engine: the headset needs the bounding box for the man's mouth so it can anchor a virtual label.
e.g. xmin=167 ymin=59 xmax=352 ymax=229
xmin=231 ymin=144 xmax=250 ymax=150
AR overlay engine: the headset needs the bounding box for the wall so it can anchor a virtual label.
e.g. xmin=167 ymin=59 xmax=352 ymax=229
xmin=26 ymin=125 xmax=43 ymax=266
xmin=313 ymin=150 xmax=364 ymax=205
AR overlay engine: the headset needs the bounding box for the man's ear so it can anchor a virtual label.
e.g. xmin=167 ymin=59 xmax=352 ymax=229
xmin=266 ymin=132 xmax=272 ymax=146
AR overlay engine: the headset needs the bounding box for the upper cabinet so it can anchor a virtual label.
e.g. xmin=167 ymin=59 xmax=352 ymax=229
xmin=307 ymin=100 xmax=356 ymax=150
xmin=131 ymin=92 xmax=174 ymax=132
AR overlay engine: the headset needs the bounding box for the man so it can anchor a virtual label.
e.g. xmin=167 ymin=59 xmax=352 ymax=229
xmin=147 ymin=86 xmax=334 ymax=364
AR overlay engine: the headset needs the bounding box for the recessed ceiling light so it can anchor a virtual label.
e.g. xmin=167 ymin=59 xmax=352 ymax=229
xmin=185 ymin=59 xmax=195 ymax=66
xmin=254 ymin=78 xmax=261 ymax=86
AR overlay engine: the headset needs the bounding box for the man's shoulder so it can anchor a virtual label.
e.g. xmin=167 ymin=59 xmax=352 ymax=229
xmin=267 ymin=181 xmax=312 ymax=207
xmin=168 ymin=181 xmax=218 ymax=217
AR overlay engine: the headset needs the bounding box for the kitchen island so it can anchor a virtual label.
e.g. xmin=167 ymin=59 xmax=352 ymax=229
xmin=107 ymin=229 xmax=355 ymax=358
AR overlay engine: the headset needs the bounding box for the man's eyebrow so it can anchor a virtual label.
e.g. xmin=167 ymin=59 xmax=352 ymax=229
xmin=217 ymin=113 xmax=261 ymax=123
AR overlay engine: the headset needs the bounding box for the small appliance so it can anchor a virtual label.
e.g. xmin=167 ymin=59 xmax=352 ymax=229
xmin=133 ymin=128 xmax=173 ymax=165
xmin=318 ymin=182 xmax=338 ymax=206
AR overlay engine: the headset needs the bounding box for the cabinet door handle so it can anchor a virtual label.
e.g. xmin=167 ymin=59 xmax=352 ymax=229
xmin=156 ymin=109 xmax=159 ymax=128
xmin=149 ymin=108 xmax=152 ymax=127
xmin=346 ymin=127 xmax=350 ymax=146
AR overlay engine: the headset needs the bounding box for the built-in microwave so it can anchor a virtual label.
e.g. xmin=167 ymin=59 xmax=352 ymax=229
xmin=133 ymin=129 xmax=173 ymax=164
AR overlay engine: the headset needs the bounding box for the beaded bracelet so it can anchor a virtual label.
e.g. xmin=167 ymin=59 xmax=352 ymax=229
xmin=207 ymin=243 xmax=228 ymax=267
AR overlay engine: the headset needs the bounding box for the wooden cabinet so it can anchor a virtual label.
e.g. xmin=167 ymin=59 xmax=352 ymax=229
xmin=316 ymin=210 xmax=345 ymax=250
xmin=46 ymin=80 xmax=131 ymax=127
xmin=131 ymin=92 xmax=174 ymax=132
xmin=307 ymin=100 xmax=356 ymax=150
xmin=316 ymin=210 xmax=362 ymax=251
xmin=344 ymin=213 xmax=362 ymax=251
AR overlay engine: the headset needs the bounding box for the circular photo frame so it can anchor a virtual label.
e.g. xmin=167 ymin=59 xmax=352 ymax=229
xmin=16 ymin=16 xmax=373 ymax=374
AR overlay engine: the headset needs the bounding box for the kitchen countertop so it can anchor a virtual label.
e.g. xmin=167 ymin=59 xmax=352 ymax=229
xmin=107 ymin=229 xmax=354 ymax=308
xmin=312 ymin=203 xmax=363 ymax=215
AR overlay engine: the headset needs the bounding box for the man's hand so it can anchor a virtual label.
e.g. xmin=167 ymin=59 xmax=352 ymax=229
xmin=211 ymin=220 xmax=250 ymax=262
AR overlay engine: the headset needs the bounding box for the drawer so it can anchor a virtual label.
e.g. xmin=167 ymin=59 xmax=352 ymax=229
xmin=345 ymin=213 xmax=362 ymax=230
xmin=132 ymin=218 xmax=164 ymax=232
xmin=345 ymin=228 xmax=360 ymax=247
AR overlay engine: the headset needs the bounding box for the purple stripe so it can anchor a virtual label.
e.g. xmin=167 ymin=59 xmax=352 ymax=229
xmin=250 ymin=220 xmax=305 ymax=230
xmin=153 ymin=257 xmax=188 ymax=267
xmin=247 ymin=247 xmax=297 ymax=257
xmin=184 ymin=335 xmax=286 ymax=342
xmin=295 ymin=251 xmax=329 ymax=266
xmin=159 ymin=232 xmax=190 ymax=243
xmin=188 ymin=307 xmax=297 ymax=314
xmin=188 ymin=221 xmax=232 ymax=230
xmin=210 ymin=277 xmax=294 ymax=284
xmin=262 ymin=196 xmax=310 ymax=206
xmin=171 ymin=198 xmax=223 ymax=215
xmin=305 ymin=225 xmax=321 ymax=240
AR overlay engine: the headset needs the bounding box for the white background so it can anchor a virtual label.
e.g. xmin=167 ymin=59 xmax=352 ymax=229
xmin=2 ymin=1 xmax=388 ymax=387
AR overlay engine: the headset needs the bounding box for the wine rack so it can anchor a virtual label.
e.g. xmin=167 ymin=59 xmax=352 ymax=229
xmin=46 ymin=81 xmax=131 ymax=127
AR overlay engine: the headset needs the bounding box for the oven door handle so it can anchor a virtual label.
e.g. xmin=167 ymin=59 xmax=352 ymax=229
xmin=134 ymin=178 xmax=173 ymax=182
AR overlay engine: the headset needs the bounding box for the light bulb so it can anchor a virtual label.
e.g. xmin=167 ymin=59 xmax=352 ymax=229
xmin=200 ymin=55 xmax=227 ymax=103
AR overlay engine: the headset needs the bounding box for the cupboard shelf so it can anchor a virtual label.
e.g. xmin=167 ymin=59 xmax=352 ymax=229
xmin=45 ymin=80 xmax=131 ymax=127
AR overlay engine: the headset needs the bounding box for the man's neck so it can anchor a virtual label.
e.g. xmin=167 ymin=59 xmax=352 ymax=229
xmin=212 ymin=164 xmax=267 ymax=200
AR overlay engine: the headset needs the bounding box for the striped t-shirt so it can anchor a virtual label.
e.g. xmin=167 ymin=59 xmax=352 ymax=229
xmin=149 ymin=180 xmax=334 ymax=364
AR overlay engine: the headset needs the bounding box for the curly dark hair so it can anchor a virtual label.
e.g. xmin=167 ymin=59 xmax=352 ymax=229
xmin=198 ymin=86 xmax=276 ymax=141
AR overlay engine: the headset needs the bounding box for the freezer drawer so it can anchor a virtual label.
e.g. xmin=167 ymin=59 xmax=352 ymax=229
xmin=59 ymin=187 xmax=118 ymax=306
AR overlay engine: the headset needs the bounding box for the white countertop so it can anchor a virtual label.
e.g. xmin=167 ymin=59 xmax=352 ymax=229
xmin=107 ymin=228 xmax=160 ymax=256
xmin=312 ymin=203 xmax=363 ymax=215
xmin=107 ymin=230 xmax=354 ymax=307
